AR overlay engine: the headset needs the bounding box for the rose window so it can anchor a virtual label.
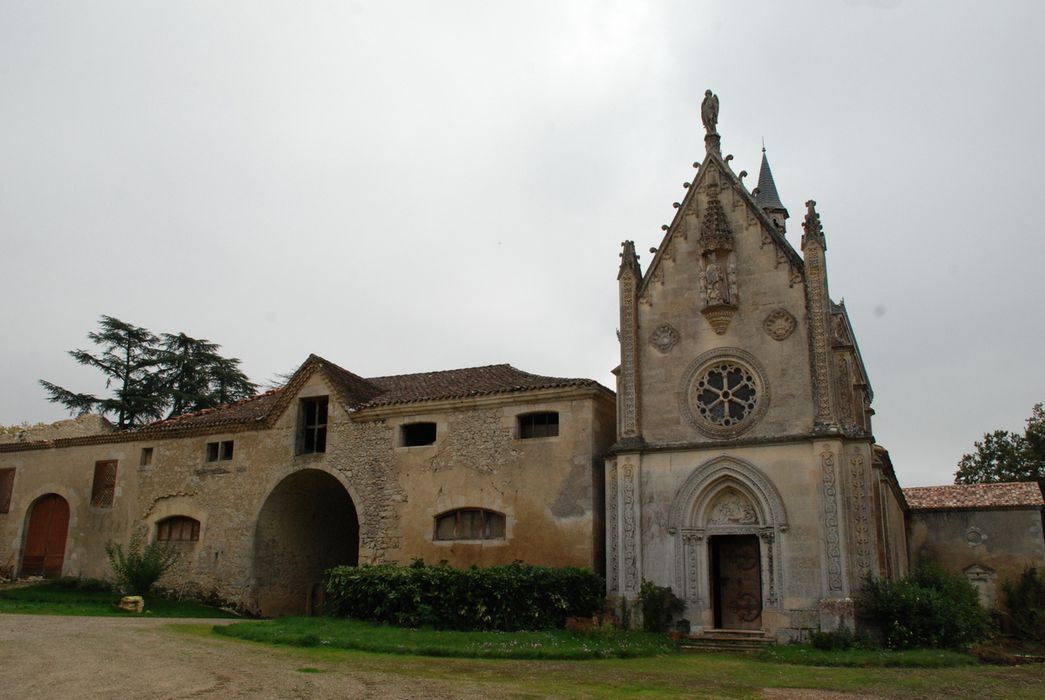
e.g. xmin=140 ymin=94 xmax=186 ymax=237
xmin=693 ymin=363 xmax=758 ymax=428
xmin=680 ymin=349 xmax=769 ymax=437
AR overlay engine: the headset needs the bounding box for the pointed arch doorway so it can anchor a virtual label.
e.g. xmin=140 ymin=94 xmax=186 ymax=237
xmin=253 ymin=469 xmax=359 ymax=617
xmin=21 ymin=494 xmax=70 ymax=578
xmin=668 ymin=457 xmax=788 ymax=632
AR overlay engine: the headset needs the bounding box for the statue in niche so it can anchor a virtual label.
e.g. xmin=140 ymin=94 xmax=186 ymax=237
xmin=701 ymin=90 xmax=719 ymax=135
xmin=704 ymin=262 xmax=724 ymax=305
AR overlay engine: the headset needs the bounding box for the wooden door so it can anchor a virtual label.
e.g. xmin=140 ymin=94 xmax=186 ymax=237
xmin=21 ymin=494 xmax=69 ymax=578
xmin=711 ymin=534 xmax=762 ymax=630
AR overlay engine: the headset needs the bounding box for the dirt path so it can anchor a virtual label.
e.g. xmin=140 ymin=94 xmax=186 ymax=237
xmin=0 ymin=614 xmax=491 ymax=699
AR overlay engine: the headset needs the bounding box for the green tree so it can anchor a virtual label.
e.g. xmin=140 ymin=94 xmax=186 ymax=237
xmin=40 ymin=316 xmax=166 ymax=429
xmin=40 ymin=316 xmax=257 ymax=428
xmin=954 ymin=404 xmax=1045 ymax=484
xmin=157 ymin=333 xmax=256 ymax=417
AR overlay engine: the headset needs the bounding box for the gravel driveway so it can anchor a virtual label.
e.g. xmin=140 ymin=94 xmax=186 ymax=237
xmin=0 ymin=614 xmax=490 ymax=699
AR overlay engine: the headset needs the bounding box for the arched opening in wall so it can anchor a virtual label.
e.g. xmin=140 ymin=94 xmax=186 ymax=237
xmin=253 ymin=469 xmax=359 ymax=617
xmin=21 ymin=493 xmax=70 ymax=578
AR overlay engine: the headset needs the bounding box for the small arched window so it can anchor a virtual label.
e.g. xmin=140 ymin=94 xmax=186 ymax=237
xmin=434 ymin=508 xmax=505 ymax=541
xmin=156 ymin=516 xmax=200 ymax=543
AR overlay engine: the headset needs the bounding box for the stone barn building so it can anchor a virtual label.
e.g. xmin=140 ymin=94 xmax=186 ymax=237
xmin=1 ymin=355 xmax=614 ymax=615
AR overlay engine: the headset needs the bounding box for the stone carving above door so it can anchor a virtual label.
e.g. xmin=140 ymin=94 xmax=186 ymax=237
xmin=707 ymin=488 xmax=758 ymax=525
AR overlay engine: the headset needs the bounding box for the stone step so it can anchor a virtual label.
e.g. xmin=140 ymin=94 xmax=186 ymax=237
xmin=681 ymin=629 xmax=775 ymax=653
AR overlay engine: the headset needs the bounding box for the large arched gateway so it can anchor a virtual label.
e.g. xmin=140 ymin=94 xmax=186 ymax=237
xmin=253 ymin=469 xmax=359 ymax=616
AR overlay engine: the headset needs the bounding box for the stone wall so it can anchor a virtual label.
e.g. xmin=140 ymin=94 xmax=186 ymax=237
xmin=0 ymin=370 xmax=615 ymax=616
xmin=909 ymin=507 xmax=1045 ymax=609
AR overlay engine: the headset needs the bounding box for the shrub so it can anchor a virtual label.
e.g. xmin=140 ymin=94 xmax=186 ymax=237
xmin=860 ymin=565 xmax=990 ymax=649
xmin=638 ymin=580 xmax=685 ymax=633
xmin=1001 ymin=566 xmax=1045 ymax=642
xmin=810 ymin=624 xmax=857 ymax=651
xmin=105 ymin=532 xmax=180 ymax=596
xmin=53 ymin=576 xmax=113 ymax=592
xmin=325 ymin=560 xmax=604 ymax=631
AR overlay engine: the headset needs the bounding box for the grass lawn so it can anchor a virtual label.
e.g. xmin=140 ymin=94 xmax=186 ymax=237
xmin=758 ymin=644 xmax=978 ymax=668
xmin=214 ymin=616 xmax=679 ymax=659
xmin=194 ymin=623 xmax=1045 ymax=698
xmin=0 ymin=581 xmax=233 ymax=618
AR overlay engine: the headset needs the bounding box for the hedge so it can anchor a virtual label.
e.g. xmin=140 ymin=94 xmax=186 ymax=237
xmin=325 ymin=560 xmax=605 ymax=631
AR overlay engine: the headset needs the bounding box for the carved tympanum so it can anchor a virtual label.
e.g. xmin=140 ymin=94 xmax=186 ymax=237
xmin=707 ymin=488 xmax=758 ymax=525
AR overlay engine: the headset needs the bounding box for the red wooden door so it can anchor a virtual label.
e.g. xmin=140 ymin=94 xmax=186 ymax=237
xmin=21 ymin=494 xmax=69 ymax=578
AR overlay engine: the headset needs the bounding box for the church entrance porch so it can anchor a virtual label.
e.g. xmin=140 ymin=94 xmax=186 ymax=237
xmin=709 ymin=534 xmax=763 ymax=630
xmin=252 ymin=469 xmax=359 ymax=617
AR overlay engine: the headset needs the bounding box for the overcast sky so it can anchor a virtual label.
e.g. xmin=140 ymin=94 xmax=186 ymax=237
xmin=2 ymin=1 xmax=1043 ymax=487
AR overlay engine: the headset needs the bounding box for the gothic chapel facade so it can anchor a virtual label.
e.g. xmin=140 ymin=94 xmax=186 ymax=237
xmin=605 ymin=94 xmax=908 ymax=639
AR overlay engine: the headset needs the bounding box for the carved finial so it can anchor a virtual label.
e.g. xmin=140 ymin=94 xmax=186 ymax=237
xmin=672 ymin=202 xmax=680 ymax=208
xmin=649 ymin=247 xmax=657 ymax=254
xmin=762 ymin=136 xmax=766 ymax=153
xmin=738 ymin=170 xmax=748 ymax=185
xmin=692 ymin=162 xmax=700 ymax=169
xmin=701 ymin=90 xmax=719 ymax=135
xmin=683 ymin=182 xmax=691 ymax=188
xmin=725 ymin=154 xmax=734 ymax=164
xmin=661 ymin=224 xmax=669 ymax=231
xmin=801 ymin=199 xmax=827 ymax=250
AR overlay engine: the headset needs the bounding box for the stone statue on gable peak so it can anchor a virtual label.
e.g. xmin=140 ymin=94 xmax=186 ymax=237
xmin=701 ymin=90 xmax=719 ymax=135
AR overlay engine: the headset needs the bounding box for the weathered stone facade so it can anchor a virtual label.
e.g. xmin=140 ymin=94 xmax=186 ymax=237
xmin=606 ymin=102 xmax=908 ymax=640
xmin=0 ymin=357 xmax=614 ymax=615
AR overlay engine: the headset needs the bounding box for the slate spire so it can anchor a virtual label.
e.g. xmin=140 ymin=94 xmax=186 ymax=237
xmin=754 ymin=146 xmax=789 ymax=231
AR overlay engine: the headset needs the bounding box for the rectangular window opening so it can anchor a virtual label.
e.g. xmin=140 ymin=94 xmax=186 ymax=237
xmin=139 ymin=447 xmax=154 ymax=467
xmin=401 ymin=422 xmax=437 ymax=447
xmin=91 ymin=460 xmax=118 ymax=509
xmin=518 ymin=412 xmax=559 ymax=439
xmin=206 ymin=441 xmax=234 ymax=462
xmin=299 ymin=397 xmax=329 ymax=454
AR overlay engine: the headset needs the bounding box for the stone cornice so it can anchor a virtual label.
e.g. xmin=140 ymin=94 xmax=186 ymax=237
xmin=609 ymin=432 xmax=875 ymax=455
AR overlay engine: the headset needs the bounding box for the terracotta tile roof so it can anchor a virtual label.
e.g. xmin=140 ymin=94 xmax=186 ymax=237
xmin=904 ymin=482 xmax=1044 ymax=511
xmin=137 ymin=360 xmax=600 ymax=430
xmin=362 ymin=364 xmax=601 ymax=407
xmin=0 ymin=357 xmax=607 ymax=452
xmin=138 ymin=389 xmax=284 ymax=433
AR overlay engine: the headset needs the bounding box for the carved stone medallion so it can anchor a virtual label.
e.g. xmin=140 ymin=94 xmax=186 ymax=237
xmin=649 ymin=324 xmax=680 ymax=354
xmin=763 ymin=308 xmax=796 ymax=341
